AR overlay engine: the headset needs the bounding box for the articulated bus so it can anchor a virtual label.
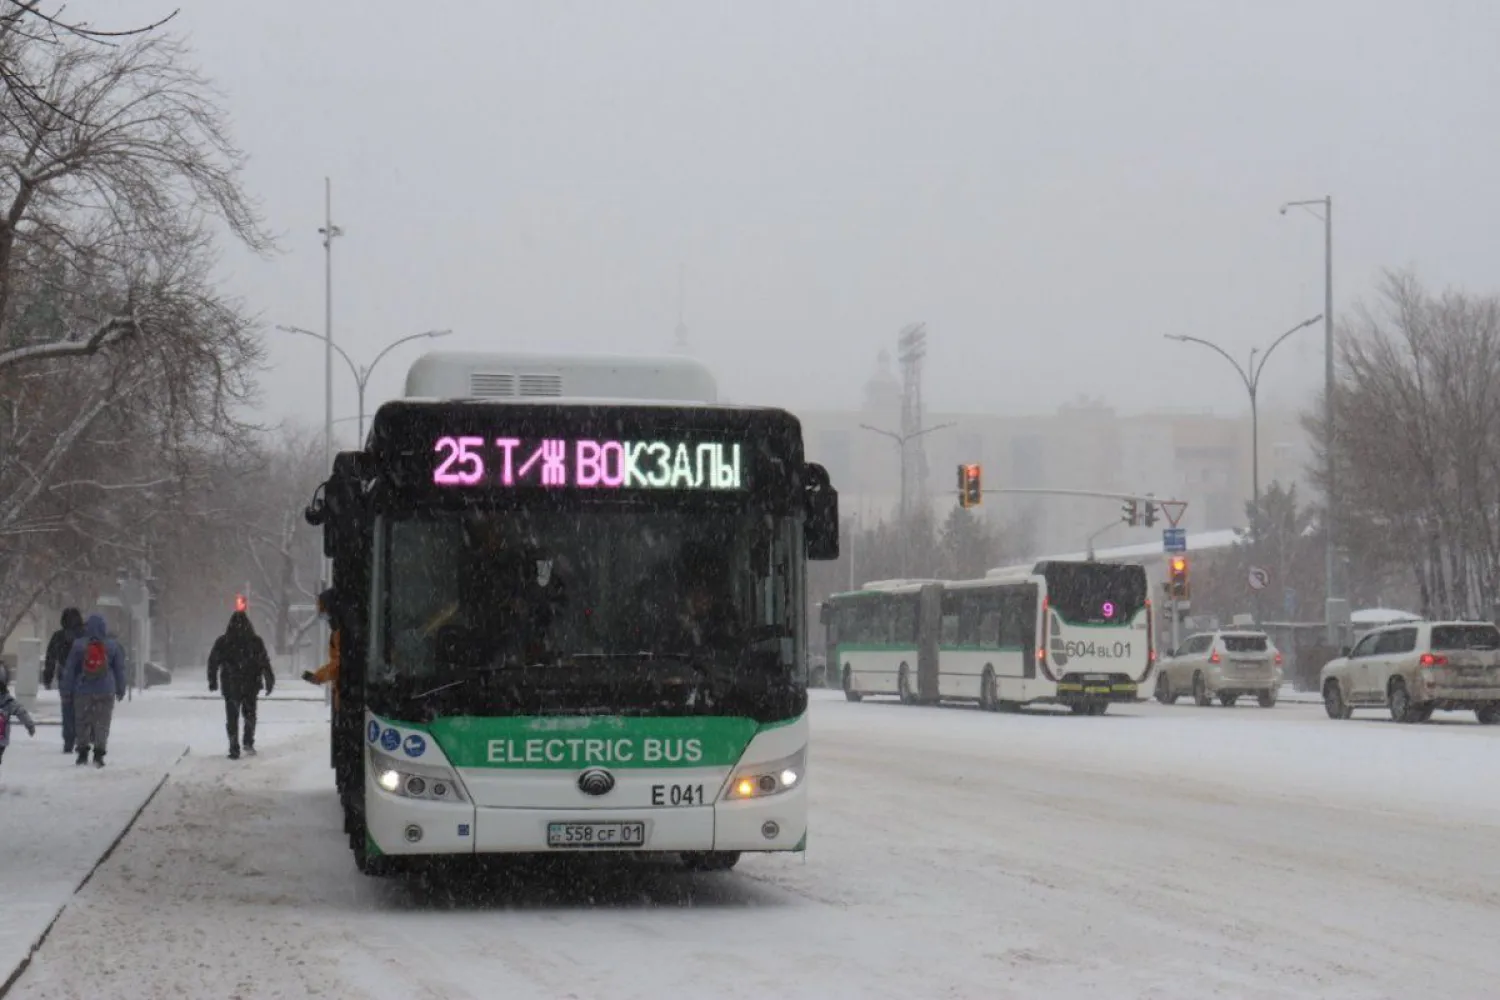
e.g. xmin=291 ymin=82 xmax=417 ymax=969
xmin=306 ymin=351 xmax=839 ymax=875
xmin=823 ymin=561 xmax=1153 ymax=714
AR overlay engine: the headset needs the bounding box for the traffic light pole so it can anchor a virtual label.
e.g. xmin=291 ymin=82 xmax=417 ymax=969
xmin=1169 ymin=580 xmax=1182 ymax=658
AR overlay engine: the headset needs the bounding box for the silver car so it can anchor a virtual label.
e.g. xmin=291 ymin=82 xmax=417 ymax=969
xmin=1154 ymin=630 xmax=1281 ymax=708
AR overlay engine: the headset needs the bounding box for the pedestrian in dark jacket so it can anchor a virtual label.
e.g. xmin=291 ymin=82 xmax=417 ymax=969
xmin=42 ymin=607 xmax=84 ymax=754
xmin=207 ymin=611 xmax=275 ymax=760
xmin=62 ymin=613 xmax=127 ymax=768
xmin=0 ymin=679 xmax=37 ymax=775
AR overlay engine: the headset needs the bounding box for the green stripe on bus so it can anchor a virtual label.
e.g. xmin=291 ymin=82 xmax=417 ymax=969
xmin=406 ymin=715 xmax=762 ymax=769
xmin=937 ymin=644 xmax=1027 ymax=653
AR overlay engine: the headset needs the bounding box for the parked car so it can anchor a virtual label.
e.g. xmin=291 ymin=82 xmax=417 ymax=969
xmin=1319 ymin=620 xmax=1500 ymax=723
xmin=1154 ymin=630 xmax=1281 ymax=708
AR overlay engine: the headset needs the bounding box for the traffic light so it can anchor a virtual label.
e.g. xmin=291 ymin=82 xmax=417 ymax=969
xmin=957 ymin=464 xmax=982 ymax=508
xmin=1121 ymin=499 xmax=1139 ymax=526
xmin=1168 ymin=556 xmax=1189 ymax=599
xmin=234 ymin=593 xmax=248 ymax=613
xmin=1143 ymin=502 xmax=1159 ymax=527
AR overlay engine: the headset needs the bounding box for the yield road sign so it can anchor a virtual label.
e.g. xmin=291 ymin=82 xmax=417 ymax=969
xmin=1159 ymin=500 xmax=1188 ymax=527
xmin=1162 ymin=528 xmax=1186 ymax=553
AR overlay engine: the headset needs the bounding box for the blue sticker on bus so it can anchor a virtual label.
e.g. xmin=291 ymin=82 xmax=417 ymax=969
xmin=380 ymin=727 xmax=400 ymax=752
xmin=367 ymin=720 xmax=380 ymax=744
xmin=458 ymin=824 xmax=470 ymax=837
xmin=402 ymin=734 xmax=426 ymax=758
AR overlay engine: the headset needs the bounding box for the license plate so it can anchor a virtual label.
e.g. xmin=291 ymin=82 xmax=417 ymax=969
xmin=1085 ymin=674 xmax=1109 ymax=681
xmin=546 ymin=821 xmax=646 ymax=849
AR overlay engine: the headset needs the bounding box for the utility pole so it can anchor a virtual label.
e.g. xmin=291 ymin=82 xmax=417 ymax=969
xmin=317 ymin=178 xmax=342 ymax=710
xmin=1281 ymin=195 xmax=1337 ymax=643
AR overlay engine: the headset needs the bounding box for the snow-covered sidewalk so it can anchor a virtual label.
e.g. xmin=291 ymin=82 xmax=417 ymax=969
xmin=0 ymin=688 xmax=330 ymax=991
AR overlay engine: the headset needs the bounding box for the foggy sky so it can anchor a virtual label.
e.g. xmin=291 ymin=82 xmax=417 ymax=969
xmin=135 ymin=0 xmax=1500 ymax=434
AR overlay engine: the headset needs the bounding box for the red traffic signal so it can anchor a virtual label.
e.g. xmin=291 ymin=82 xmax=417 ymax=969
xmin=1168 ymin=557 xmax=1189 ymax=599
xmin=957 ymin=464 xmax=982 ymax=508
xmin=234 ymin=593 xmax=248 ymax=612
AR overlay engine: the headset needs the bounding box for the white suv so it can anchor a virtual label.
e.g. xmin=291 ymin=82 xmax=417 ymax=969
xmin=1154 ymin=630 xmax=1281 ymax=708
xmin=1319 ymin=620 xmax=1500 ymax=724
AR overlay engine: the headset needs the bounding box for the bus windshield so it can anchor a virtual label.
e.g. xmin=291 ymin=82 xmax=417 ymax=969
xmin=1043 ymin=562 xmax=1147 ymax=625
xmin=371 ymin=507 xmax=800 ymax=682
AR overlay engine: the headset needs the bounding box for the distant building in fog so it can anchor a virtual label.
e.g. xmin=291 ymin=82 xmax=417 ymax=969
xmin=795 ymin=353 xmax=1313 ymax=559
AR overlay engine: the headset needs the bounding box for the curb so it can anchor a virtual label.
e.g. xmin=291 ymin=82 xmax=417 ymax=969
xmin=0 ymin=746 xmax=190 ymax=998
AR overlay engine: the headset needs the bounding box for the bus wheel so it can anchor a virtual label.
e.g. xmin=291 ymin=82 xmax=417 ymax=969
xmin=842 ymin=666 xmax=861 ymax=702
xmin=1192 ymin=672 xmax=1213 ymax=707
xmin=979 ymin=669 xmax=998 ymax=712
xmin=352 ymin=826 xmax=396 ymax=877
xmin=682 ymin=851 xmax=741 ymax=872
xmin=1090 ymin=702 xmax=1109 ymax=716
xmin=1068 ymin=702 xmax=1090 ymax=715
xmin=898 ymin=665 xmax=916 ymax=705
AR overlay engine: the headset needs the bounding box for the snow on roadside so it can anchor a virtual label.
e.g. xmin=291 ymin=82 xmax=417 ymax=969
xmin=1 ymin=691 xmax=330 ymax=992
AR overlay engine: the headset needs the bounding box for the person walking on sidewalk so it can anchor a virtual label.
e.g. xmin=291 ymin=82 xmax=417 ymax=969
xmin=0 ymin=677 xmax=38 ymax=776
xmin=62 ymin=614 xmax=126 ymax=768
xmin=42 ymin=607 xmax=84 ymax=755
xmin=207 ymin=611 xmax=275 ymax=760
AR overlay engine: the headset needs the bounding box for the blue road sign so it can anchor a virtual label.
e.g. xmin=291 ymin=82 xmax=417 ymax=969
xmin=1163 ymin=528 xmax=1186 ymax=553
xmin=1284 ymin=587 xmax=1297 ymax=617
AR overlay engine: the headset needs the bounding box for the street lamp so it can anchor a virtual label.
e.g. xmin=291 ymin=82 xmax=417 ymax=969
xmin=1281 ymin=194 xmax=1337 ymax=642
xmin=1164 ymin=313 xmax=1321 ymax=524
xmin=277 ymin=326 xmax=452 ymax=442
xmin=858 ymin=420 xmax=956 ymax=575
xmin=318 ymin=178 xmax=343 ymax=474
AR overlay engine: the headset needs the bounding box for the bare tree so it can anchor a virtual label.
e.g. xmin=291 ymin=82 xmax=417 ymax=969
xmin=1304 ymin=270 xmax=1500 ymax=619
xmin=0 ymin=30 xmax=269 ymax=373
xmin=0 ymin=2 xmax=177 ymax=127
xmin=0 ymin=27 xmax=270 ymax=637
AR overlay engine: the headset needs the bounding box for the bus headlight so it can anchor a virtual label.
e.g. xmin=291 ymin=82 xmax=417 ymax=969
xmin=723 ymin=748 xmax=806 ymax=801
xmin=369 ymin=750 xmax=468 ymax=804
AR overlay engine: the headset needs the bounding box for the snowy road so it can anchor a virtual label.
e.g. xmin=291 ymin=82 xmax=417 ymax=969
xmin=11 ymin=691 xmax=1500 ymax=999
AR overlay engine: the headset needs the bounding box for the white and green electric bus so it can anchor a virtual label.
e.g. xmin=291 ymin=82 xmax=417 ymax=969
xmin=306 ymin=351 xmax=839 ymax=875
xmin=824 ymin=561 xmax=1153 ymax=714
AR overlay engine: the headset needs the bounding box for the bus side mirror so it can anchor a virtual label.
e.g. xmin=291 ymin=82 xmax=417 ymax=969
xmin=315 ymin=452 xmax=375 ymax=558
xmin=803 ymin=462 xmax=839 ymax=561
xmin=304 ymin=482 xmax=328 ymax=527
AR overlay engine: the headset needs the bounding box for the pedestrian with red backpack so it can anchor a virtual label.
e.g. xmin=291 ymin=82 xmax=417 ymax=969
xmin=62 ymin=613 xmax=127 ymax=768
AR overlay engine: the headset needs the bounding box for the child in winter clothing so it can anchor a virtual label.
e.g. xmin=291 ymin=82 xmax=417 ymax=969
xmin=0 ymin=680 xmax=38 ymax=770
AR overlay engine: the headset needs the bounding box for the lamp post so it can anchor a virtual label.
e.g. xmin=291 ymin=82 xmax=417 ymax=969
xmin=318 ymin=179 xmax=342 ymax=474
xmin=1164 ymin=314 xmax=1322 ymax=523
xmin=858 ymin=420 xmax=956 ymax=576
xmin=277 ymin=326 xmax=452 ymax=442
xmin=1281 ymin=195 xmax=1336 ymax=641
xmin=1166 ymin=315 xmax=1321 ymax=622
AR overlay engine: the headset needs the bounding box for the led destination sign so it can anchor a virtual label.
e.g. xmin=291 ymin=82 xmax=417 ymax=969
xmin=432 ymin=436 xmax=744 ymax=491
